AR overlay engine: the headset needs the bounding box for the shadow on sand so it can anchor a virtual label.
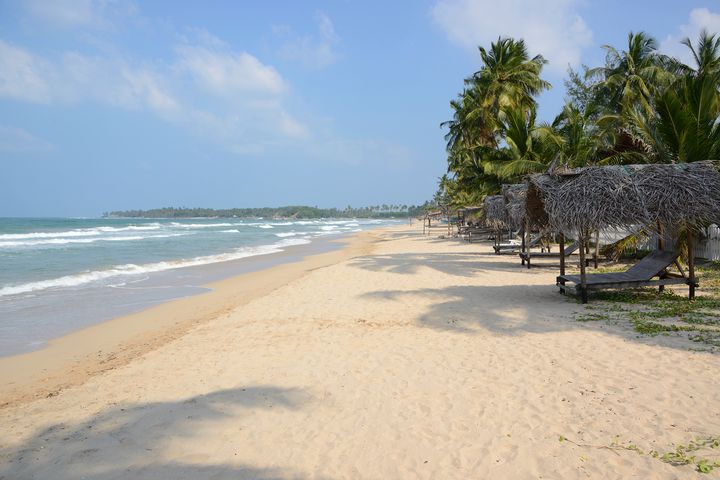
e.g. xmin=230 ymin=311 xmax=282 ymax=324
xmin=352 ymin=248 xmax=713 ymax=353
xmin=351 ymin=251 xmax=530 ymax=277
xmin=0 ymin=386 xmax=326 ymax=480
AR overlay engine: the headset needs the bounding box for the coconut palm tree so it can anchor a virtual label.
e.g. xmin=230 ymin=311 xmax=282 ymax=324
xmin=587 ymin=31 xmax=675 ymax=117
xmin=440 ymin=37 xmax=551 ymax=205
xmin=627 ymin=73 xmax=720 ymax=163
xmin=482 ymin=106 xmax=558 ymax=180
xmin=622 ymin=32 xmax=720 ymax=164
xmin=681 ymin=29 xmax=720 ymax=78
xmin=469 ymin=37 xmax=550 ymax=115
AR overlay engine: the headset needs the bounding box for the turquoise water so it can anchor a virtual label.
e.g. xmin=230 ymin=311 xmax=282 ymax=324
xmin=0 ymin=217 xmax=396 ymax=355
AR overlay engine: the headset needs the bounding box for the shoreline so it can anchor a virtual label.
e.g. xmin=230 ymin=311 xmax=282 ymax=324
xmin=2 ymin=225 xmax=717 ymax=478
xmin=0 ymin=231 xmax=357 ymax=357
xmin=0 ymin=228 xmax=382 ymax=408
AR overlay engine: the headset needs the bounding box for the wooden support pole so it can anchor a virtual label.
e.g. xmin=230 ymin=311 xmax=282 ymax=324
xmin=593 ymin=230 xmax=600 ymax=269
xmin=521 ymin=223 xmax=526 ymax=266
xmin=578 ymin=230 xmax=588 ymax=303
xmin=525 ymin=221 xmax=531 ymax=269
xmin=658 ymin=223 xmax=665 ymax=292
xmin=559 ymin=232 xmax=566 ymax=293
xmin=688 ymin=228 xmax=696 ymax=300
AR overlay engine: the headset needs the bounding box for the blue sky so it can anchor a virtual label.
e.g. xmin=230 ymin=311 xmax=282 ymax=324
xmin=1 ymin=0 xmax=718 ymax=216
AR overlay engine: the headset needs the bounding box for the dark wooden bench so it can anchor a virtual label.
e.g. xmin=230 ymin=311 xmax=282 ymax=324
xmin=494 ymin=235 xmax=541 ymax=254
xmin=556 ymin=250 xmax=693 ymax=300
xmin=519 ymin=241 xmax=595 ymax=269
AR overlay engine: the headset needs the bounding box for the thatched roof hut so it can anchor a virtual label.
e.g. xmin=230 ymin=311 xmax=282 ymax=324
xmin=501 ymin=184 xmax=527 ymax=230
xmin=483 ymin=195 xmax=507 ymax=230
xmin=456 ymin=206 xmax=484 ymax=224
xmin=527 ymin=161 xmax=720 ymax=234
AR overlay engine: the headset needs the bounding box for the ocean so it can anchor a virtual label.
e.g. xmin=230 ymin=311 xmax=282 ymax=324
xmin=0 ymin=217 xmax=398 ymax=356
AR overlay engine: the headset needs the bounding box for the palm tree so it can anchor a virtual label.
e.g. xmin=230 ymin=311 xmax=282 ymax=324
xmin=469 ymin=37 xmax=550 ymax=115
xmin=482 ymin=106 xmax=558 ymax=180
xmin=681 ymin=29 xmax=720 ymax=78
xmin=627 ymin=74 xmax=720 ymax=163
xmin=440 ymin=37 xmax=551 ymax=206
xmin=588 ymin=32 xmax=675 ymax=117
xmin=622 ymin=32 xmax=720 ymax=164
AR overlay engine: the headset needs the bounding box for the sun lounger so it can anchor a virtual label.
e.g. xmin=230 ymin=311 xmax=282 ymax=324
xmin=520 ymin=241 xmax=582 ymax=268
xmin=460 ymin=226 xmax=493 ymax=242
xmin=556 ymin=249 xmax=693 ymax=300
xmin=493 ymin=235 xmax=541 ymax=254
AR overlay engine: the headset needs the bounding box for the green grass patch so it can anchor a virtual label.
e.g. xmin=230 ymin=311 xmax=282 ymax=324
xmin=570 ymin=263 xmax=720 ymax=349
xmin=560 ymin=434 xmax=720 ymax=473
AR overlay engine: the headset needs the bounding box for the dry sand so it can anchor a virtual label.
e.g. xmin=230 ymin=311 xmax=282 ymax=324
xmin=1 ymin=224 xmax=718 ymax=479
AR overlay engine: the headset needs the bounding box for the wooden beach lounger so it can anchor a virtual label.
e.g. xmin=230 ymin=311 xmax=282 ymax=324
xmin=494 ymin=235 xmax=541 ymax=254
xmin=519 ymin=241 xmax=594 ymax=269
xmin=556 ymin=249 xmax=694 ymax=300
xmin=460 ymin=226 xmax=493 ymax=243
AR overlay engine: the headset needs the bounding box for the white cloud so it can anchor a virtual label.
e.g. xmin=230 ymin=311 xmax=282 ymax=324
xmin=317 ymin=12 xmax=338 ymax=43
xmin=121 ymin=68 xmax=181 ymax=116
xmin=278 ymin=111 xmax=308 ymax=138
xmin=176 ymin=44 xmax=286 ymax=96
xmin=279 ymin=12 xmax=340 ymax=69
xmin=19 ymin=0 xmax=139 ymax=30
xmin=0 ymin=44 xmax=180 ymax=118
xmin=0 ymin=35 xmax=306 ymax=149
xmin=660 ymin=8 xmax=720 ymax=66
xmin=0 ymin=126 xmax=54 ymax=153
xmin=431 ymin=0 xmax=592 ymax=75
xmin=0 ymin=41 xmax=52 ymax=103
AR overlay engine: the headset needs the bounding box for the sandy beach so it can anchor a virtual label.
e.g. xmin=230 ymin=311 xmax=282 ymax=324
xmin=1 ymin=224 xmax=719 ymax=479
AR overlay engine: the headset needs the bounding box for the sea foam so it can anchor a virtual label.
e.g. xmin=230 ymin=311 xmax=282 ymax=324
xmin=0 ymin=237 xmax=311 ymax=297
xmin=0 ymin=233 xmax=186 ymax=248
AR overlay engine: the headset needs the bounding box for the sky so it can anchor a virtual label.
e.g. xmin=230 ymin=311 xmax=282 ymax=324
xmin=1 ymin=0 xmax=719 ymax=217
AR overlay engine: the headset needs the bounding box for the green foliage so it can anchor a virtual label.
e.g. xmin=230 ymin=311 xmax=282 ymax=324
xmin=104 ymin=204 xmax=430 ymax=219
xmin=615 ymin=435 xmax=720 ymax=473
xmin=560 ymin=434 xmax=720 ymax=473
xmin=439 ymin=36 xmax=553 ymax=209
xmin=571 ymin=264 xmax=720 ymax=348
xmin=440 ymin=30 xmax=720 ymax=224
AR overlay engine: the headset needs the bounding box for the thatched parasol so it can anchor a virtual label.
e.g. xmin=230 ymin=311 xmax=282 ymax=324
xmin=501 ymin=184 xmax=527 ymax=230
xmin=483 ymin=195 xmax=507 ymax=229
xmin=527 ymin=161 xmax=720 ymax=234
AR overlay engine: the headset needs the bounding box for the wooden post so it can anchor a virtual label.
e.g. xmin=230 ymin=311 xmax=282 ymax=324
xmin=559 ymin=232 xmax=566 ymax=293
xmin=657 ymin=223 xmax=665 ymax=292
xmin=578 ymin=229 xmax=588 ymax=303
xmin=525 ymin=221 xmax=531 ymax=269
xmin=593 ymin=230 xmax=600 ymax=269
xmin=521 ymin=223 xmax=526 ymax=266
xmin=688 ymin=228 xmax=696 ymax=300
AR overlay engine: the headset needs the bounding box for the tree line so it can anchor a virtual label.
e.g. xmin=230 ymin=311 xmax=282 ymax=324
xmin=438 ymin=31 xmax=720 ymax=207
xmin=104 ymin=204 xmax=432 ymax=219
